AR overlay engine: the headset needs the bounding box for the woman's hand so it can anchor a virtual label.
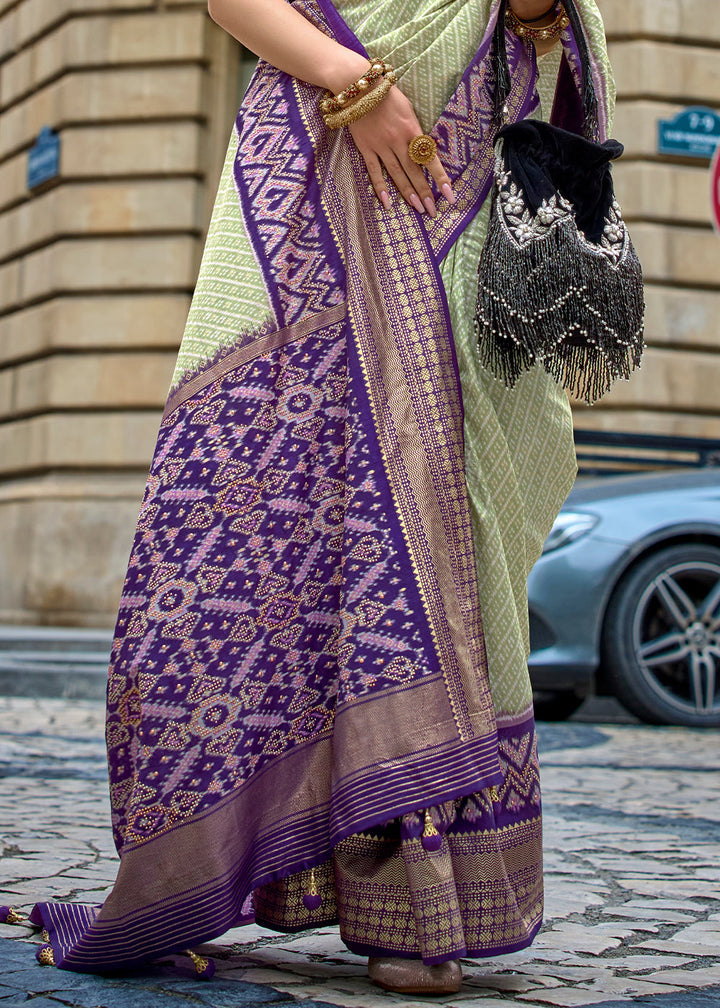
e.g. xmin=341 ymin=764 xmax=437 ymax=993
xmin=348 ymin=85 xmax=455 ymax=217
xmin=207 ymin=1 xmax=454 ymax=215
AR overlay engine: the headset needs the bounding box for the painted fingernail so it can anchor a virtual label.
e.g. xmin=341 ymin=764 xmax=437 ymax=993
xmin=409 ymin=193 xmax=425 ymax=214
xmin=441 ymin=183 xmax=456 ymax=204
xmin=423 ymin=197 xmax=437 ymax=218
xmin=379 ymin=190 xmax=391 ymax=209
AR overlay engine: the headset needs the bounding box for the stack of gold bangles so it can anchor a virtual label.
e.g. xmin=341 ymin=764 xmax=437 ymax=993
xmin=319 ymin=58 xmax=439 ymax=170
xmin=320 ymin=59 xmax=397 ymax=130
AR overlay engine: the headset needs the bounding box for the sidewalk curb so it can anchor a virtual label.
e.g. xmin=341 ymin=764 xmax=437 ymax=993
xmin=0 ymin=626 xmax=110 ymax=700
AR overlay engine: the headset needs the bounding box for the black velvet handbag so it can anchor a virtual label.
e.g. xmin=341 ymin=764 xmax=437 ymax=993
xmin=474 ymin=1 xmax=645 ymax=404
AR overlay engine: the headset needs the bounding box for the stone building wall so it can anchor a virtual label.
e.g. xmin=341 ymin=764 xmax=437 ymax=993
xmin=0 ymin=0 xmax=241 ymax=625
xmin=583 ymin=0 xmax=720 ymax=437
xmin=0 ymin=0 xmax=718 ymax=627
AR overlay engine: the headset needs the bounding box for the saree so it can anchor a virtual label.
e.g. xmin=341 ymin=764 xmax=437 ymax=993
xmin=29 ymin=0 xmax=614 ymax=972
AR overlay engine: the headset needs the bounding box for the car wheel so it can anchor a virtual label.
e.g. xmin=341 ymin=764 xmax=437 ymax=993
xmin=603 ymin=543 xmax=720 ymax=727
xmin=532 ymin=690 xmax=585 ymax=722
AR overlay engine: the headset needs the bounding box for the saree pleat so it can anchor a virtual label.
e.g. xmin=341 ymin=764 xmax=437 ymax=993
xmin=30 ymin=0 xmax=614 ymax=972
xmin=255 ymin=725 xmax=544 ymax=961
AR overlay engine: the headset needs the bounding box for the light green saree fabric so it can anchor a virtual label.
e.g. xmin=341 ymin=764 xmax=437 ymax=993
xmin=174 ymin=0 xmax=614 ymax=719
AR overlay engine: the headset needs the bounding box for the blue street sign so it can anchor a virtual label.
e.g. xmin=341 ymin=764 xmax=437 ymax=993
xmin=658 ymin=107 xmax=720 ymax=159
xmin=27 ymin=126 xmax=60 ymax=189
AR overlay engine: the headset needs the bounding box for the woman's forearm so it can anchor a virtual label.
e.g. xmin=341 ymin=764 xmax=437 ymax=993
xmin=207 ymin=0 xmax=369 ymax=94
xmin=209 ymin=0 xmax=560 ymax=96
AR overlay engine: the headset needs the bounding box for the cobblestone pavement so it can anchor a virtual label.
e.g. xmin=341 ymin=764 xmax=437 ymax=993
xmin=1 ymin=698 xmax=719 ymax=1008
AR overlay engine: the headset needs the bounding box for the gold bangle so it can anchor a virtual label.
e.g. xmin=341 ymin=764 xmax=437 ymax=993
xmin=320 ymin=59 xmax=394 ymax=115
xmin=323 ymin=73 xmax=396 ymax=129
xmin=408 ymin=134 xmax=437 ymax=166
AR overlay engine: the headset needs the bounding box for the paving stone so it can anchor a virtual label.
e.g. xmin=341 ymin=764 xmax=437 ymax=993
xmin=673 ymin=922 xmax=720 ymax=941
xmin=625 ymin=903 xmax=713 ymax=919
xmin=424 ymin=1000 xmax=510 ymax=1008
xmin=266 ymin=934 xmax=354 ymax=957
xmin=0 ymin=967 xmax=97 ymax=994
xmin=3 ymin=698 xmax=720 ymax=1007
xmin=581 ymin=977 xmax=685 ymax=997
xmin=41 ymin=988 xmax=194 ymax=1008
xmin=644 ymin=966 xmax=720 ymax=987
xmin=540 ymin=924 xmax=637 ymax=955
xmin=239 ymin=968 xmax=309 ymax=986
xmin=615 ymin=880 xmax=720 ymax=899
xmin=597 ymin=906 xmax=695 ymax=923
xmin=588 ymin=986 xmax=720 ymax=1008
xmin=504 ymin=966 xmax=606 ymax=983
xmin=261 ymin=987 xmax=387 ymax=1008
xmin=0 ymin=1000 xmax=60 ymax=1008
xmin=602 ymin=953 xmax=694 ymax=971
xmin=0 ymin=941 xmax=37 ymax=967
xmin=637 ymin=939 xmax=719 ymax=956
xmin=150 ymin=980 xmax=288 ymax=1005
xmin=516 ymin=987 xmax=630 ymax=1005
xmin=462 ymin=970 xmax=552 ymax=992
xmin=0 ymin=924 xmax=34 ymax=940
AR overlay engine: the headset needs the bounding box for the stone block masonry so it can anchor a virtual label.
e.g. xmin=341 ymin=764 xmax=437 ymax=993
xmin=576 ymin=1 xmax=720 ymax=438
xmin=0 ymin=0 xmax=243 ymax=625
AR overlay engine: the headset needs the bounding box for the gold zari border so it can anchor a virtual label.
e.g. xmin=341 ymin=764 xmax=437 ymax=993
xmin=300 ymin=77 xmax=495 ymax=746
xmin=163 ymin=302 xmax=347 ymax=421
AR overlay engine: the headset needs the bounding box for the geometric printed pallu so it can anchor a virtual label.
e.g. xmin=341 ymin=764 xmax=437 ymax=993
xmin=28 ymin=0 xmax=614 ymax=973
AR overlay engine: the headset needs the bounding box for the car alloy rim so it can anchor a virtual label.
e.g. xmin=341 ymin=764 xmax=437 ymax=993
xmin=631 ymin=560 xmax=720 ymax=717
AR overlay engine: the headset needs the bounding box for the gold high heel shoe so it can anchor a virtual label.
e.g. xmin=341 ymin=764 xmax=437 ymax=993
xmin=368 ymin=956 xmax=462 ymax=994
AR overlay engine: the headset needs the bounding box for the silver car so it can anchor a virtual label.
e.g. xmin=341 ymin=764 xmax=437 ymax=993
xmin=528 ymin=469 xmax=720 ymax=727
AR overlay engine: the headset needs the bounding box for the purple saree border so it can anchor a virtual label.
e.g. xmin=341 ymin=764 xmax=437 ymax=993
xmin=430 ymin=10 xmax=539 ymax=263
xmin=344 ymin=917 xmax=543 ymax=964
xmin=338 ymin=268 xmax=466 ymax=691
xmin=232 ymin=108 xmax=284 ymax=327
xmin=34 ymin=879 xmax=245 ymax=973
xmin=328 ymin=729 xmax=502 ymax=844
xmin=35 ymin=721 xmax=508 ymax=972
xmin=554 ymin=13 xmax=611 ymax=142
xmin=162 ymin=302 xmax=347 ymax=421
xmin=433 ymin=86 xmax=538 ymax=264
xmin=313 ymin=0 xmax=367 ymax=55
xmin=117 ymin=708 xmax=501 ymax=868
xmin=233 ymin=66 xmax=346 ymax=330
xmin=498 ymin=705 xmax=536 ymax=730
xmin=550 ymin=49 xmax=584 ymax=134
xmin=568 ymin=2 xmax=610 ymax=141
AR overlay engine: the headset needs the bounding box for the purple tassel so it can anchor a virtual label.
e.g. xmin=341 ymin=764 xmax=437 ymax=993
xmin=421 ymin=831 xmax=443 ymax=852
xmin=185 ymin=950 xmax=215 ymax=979
xmin=36 ymin=944 xmax=55 ymax=966
xmin=302 ymin=867 xmax=322 ymax=911
xmin=421 ymin=809 xmax=443 ymax=852
xmin=1 ymin=906 xmax=25 ymax=925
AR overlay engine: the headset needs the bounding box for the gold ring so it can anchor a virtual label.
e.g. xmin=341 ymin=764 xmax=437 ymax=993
xmin=408 ymin=134 xmax=437 ymax=166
